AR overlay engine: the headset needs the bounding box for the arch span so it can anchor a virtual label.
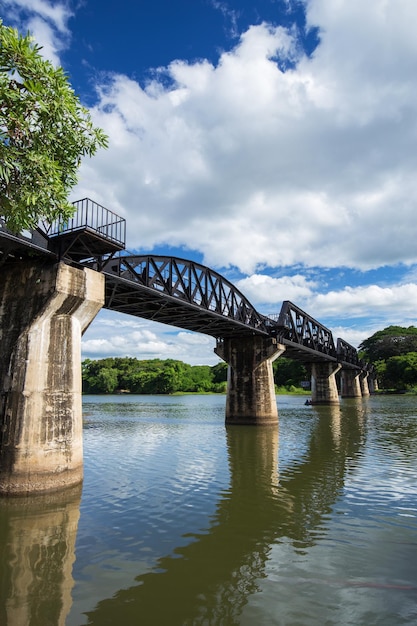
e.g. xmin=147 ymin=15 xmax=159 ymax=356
xmin=100 ymin=254 xmax=272 ymax=338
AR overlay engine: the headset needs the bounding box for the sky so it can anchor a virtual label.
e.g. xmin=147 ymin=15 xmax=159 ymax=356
xmin=2 ymin=0 xmax=417 ymax=365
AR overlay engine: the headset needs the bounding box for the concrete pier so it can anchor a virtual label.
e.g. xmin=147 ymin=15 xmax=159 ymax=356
xmin=340 ymin=368 xmax=362 ymax=398
xmin=360 ymin=371 xmax=370 ymax=397
xmin=0 ymin=260 xmax=104 ymax=496
xmin=310 ymin=362 xmax=341 ymax=405
xmin=215 ymin=336 xmax=285 ymax=425
xmin=368 ymin=376 xmax=378 ymax=394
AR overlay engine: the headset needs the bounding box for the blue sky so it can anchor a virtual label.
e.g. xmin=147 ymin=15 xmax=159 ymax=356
xmin=3 ymin=0 xmax=417 ymax=364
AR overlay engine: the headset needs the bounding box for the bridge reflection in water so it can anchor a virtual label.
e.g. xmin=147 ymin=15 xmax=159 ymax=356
xmin=82 ymin=402 xmax=366 ymax=626
xmin=0 ymin=399 xmax=368 ymax=626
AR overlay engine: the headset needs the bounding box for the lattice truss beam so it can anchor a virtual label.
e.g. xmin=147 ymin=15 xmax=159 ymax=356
xmin=277 ymin=301 xmax=336 ymax=354
xmin=101 ymin=255 xmax=271 ymax=338
xmin=337 ymin=338 xmax=360 ymax=366
xmin=274 ymin=300 xmax=338 ymax=363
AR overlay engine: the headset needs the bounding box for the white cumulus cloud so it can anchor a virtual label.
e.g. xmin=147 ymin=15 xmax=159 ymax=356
xmin=71 ymin=0 xmax=417 ymax=275
xmin=2 ymin=0 xmax=72 ymax=64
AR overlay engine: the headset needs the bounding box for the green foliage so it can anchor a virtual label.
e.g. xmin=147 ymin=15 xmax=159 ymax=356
xmin=0 ymin=21 xmax=108 ymax=232
xmin=359 ymin=325 xmax=417 ymax=362
xmin=82 ymin=357 xmax=221 ymax=395
xmin=81 ymin=356 xmax=308 ymax=395
xmin=211 ymin=362 xmax=228 ymax=393
xmin=96 ymin=367 xmax=118 ymax=394
xmin=359 ymin=325 xmax=417 ymax=391
xmin=379 ymin=352 xmax=417 ymax=391
xmin=273 ymin=357 xmax=308 ymax=390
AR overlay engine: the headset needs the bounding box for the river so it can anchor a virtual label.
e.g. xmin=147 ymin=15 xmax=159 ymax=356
xmin=1 ymin=394 xmax=417 ymax=625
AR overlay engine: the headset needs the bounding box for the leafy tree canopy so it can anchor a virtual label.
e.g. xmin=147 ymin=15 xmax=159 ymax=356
xmin=273 ymin=357 xmax=308 ymax=389
xmin=0 ymin=20 xmax=108 ymax=232
xmin=81 ymin=356 xmax=311 ymax=395
xmin=82 ymin=357 xmax=228 ymax=395
xmin=358 ymin=325 xmax=417 ymax=362
xmin=382 ymin=352 xmax=417 ymax=391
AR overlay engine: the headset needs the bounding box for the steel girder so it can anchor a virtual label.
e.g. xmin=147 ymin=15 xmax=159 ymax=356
xmin=100 ymin=255 xmax=271 ymax=338
xmin=275 ymin=300 xmax=337 ymax=360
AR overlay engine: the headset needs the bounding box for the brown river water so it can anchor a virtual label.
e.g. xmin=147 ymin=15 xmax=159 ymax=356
xmin=1 ymin=393 xmax=417 ymax=625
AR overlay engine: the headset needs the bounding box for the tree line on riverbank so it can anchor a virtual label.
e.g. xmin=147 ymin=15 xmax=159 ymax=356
xmin=82 ymin=325 xmax=417 ymax=395
xmin=81 ymin=356 xmax=308 ymax=395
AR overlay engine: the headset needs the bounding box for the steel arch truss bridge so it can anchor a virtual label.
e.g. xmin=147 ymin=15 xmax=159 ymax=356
xmin=101 ymin=255 xmax=271 ymax=338
xmin=0 ymin=197 xmax=366 ymax=370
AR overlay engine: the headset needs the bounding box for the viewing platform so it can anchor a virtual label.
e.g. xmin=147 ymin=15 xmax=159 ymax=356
xmin=0 ymin=198 xmax=126 ymax=266
xmin=43 ymin=197 xmax=126 ymax=263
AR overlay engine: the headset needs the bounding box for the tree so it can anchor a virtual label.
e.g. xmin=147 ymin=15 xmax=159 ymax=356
xmin=358 ymin=326 xmax=417 ymax=362
xmin=273 ymin=357 xmax=308 ymax=389
xmin=96 ymin=367 xmax=119 ymax=394
xmin=0 ymin=21 xmax=108 ymax=232
xmin=381 ymin=352 xmax=417 ymax=391
xmin=212 ymin=362 xmax=227 ymax=384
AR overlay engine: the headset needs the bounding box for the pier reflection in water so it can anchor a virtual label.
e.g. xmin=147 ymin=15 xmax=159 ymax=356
xmin=0 ymin=485 xmax=81 ymax=626
xmin=1 ymin=394 xmax=417 ymax=625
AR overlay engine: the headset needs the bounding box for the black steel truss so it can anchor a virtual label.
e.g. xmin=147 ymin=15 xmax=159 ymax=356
xmin=337 ymin=338 xmax=360 ymax=366
xmin=100 ymin=255 xmax=270 ymax=338
xmin=271 ymin=300 xmax=338 ymax=364
xmin=0 ymin=215 xmax=365 ymax=368
xmin=276 ymin=300 xmax=336 ymax=355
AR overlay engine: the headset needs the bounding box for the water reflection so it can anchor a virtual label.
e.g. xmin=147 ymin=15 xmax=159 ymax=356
xmin=279 ymin=401 xmax=366 ymax=549
xmin=0 ymin=485 xmax=81 ymax=626
xmin=83 ymin=401 xmax=367 ymax=626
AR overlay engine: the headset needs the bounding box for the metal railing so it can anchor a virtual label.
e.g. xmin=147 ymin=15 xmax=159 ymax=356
xmin=43 ymin=198 xmax=126 ymax=248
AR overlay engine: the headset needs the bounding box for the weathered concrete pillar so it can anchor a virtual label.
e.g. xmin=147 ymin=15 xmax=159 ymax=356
xmin=0 ymin=260 xmax=104 ymax=496
xmin=340 ymin=368 xmax=362 ymax=398
xmin=215 ymin=336 xmax=285 ymax=425
xmin=368 ymin=376 xmax=378 ymax=393
xmin=310 ymin=362 xmax=341 ymax=405
xmin=360 ymin=371 xmax=370 ymax=397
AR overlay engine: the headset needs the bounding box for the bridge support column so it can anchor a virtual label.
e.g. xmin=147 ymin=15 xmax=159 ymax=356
xmin=360 ymin=371 xmax=370 ymax=397
xmin=215 ymin=336 xmax=285 ymax=425
xmin=340 ymin=368 xmax=362 ymax=398
xmin=310 ymin=362 xmax=341 ymax=405
xmin=0 ymin=260 xmax=104 ymax=496
xmin=367 ymin=375 xmax=378 ymax=394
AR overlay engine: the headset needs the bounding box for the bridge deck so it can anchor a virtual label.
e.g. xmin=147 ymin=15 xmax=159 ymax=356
xmin=279 ymin=340 xmax=339 ymax=364
xmin=0 ymin=228 xmax=56 ymax=263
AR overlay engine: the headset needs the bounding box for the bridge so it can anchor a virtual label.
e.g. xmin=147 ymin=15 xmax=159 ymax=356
xmin=0 ymin=198 xmax=373 ymax=495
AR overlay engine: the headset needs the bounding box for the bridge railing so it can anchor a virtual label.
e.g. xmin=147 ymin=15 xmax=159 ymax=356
xmin=41 ymin=198 xmax=126 ymax=248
